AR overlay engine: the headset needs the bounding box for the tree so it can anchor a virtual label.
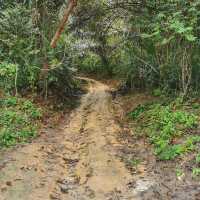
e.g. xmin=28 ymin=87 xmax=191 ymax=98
xmin=51 ymin=0 xmax=78 ymax=48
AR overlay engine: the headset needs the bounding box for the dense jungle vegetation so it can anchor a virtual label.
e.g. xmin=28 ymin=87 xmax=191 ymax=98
xmin=1 ymin=0 xmax=200 ymax=175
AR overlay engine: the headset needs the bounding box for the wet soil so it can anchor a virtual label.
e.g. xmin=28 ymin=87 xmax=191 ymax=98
xmin=0 ymin=78 xmax=200 ymax=200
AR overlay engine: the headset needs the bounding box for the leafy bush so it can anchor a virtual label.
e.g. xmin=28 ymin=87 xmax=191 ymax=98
xmin=77 ymin=53 xmax=102 ymax=74
xmin=129 ymin=103 xmax=153 ymax=120
xmin=0 ymin=62 xmax=17 ymax=92
xmin=0 ymin=5 xmax=41 ymax=91
xmin=192 ymin=168 xmax=200 ymax=177
xmin=0 ymin=96 xmax=42 ymax=147
xmin=0 ymin=3 xmax=76 ymax=97
xmin=152 ymin=89 xmax=162 ymax=97
xmin=196 ymin=154 xmax=200 ymax=164
xmin=130 ymin=102 xmax=198 ymax=160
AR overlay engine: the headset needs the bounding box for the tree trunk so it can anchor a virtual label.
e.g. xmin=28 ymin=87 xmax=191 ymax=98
xmin=180 ymin=46 xmax=192 ymax=98
xmin=51 ymin=0 xmax=77 ymax=48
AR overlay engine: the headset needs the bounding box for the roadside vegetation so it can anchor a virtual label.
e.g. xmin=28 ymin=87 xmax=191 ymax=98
xmin=129 ymin=97 xmax=200 ymax=177
xmin=0 ymin=1 xmax=81 ymax=147
xmin=0 ymin=96 xmax=42 ymax=147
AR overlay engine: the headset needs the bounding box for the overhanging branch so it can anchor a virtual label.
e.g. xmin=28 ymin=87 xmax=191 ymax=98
xmin=51 ymin=0 xmax=78 ymax=48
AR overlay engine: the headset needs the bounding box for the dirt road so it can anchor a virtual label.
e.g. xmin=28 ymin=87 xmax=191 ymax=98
xmin=0 ymin=78 xmax=143 ymax=200
xmin=1 ymin=78 xmax=199 ymax=200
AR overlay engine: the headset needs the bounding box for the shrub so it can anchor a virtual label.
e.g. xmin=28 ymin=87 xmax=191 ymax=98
xmin=0 ymin=62 xmax=17 ymax=92
xmin=130 ymin=101 xmax=198 ymax=160
xmin=0 ymin=96 xmax=42 ymax=147
xmin=77 ymin=53 xmax=102 ymax=74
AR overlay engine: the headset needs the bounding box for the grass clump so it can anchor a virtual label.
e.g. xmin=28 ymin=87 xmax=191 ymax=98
xmin=0 ymin=96 xmax=42 ymax=147
xmin=130 ymin=101 xmax=199 ymax=160
xmin=192 ymin=168 xmax=200 ymax=177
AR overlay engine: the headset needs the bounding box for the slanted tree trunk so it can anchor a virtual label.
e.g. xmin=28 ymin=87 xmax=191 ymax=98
xmin=51 ymin=0 xmax=77 ymax=48
xmin=180 ymin=46 xmax=192 ymax=98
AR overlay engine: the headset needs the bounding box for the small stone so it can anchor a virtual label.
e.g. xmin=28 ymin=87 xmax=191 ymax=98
xmin=50 ymin=193 xmax=60 ymax=200
xmin=59 ymin=176 xmax=77 ymax=194
xmin=60 ymin=184 xmax=70 ymax=193
xmin=6 ymin=181 xmax=12 ymax=186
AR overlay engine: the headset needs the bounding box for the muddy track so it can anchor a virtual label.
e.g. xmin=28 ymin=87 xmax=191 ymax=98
xmin=0 ymin=78 xmax=137 ymax=200
xmin=1 ymin=78 xmax=199 ymax=200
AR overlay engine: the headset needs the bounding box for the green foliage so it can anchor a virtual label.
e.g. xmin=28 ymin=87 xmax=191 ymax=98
xmin=147 ymin=1 xmax=199 ymax=94
xmin=96 ymin=0 xmax=200 ymax=95
xmin=192 ymin=168 xmax=200 ymax=177
xmin=130 ymin=158 xmax=141 ymax=167
xmin=184 ymin=136 xmax=200 ymax=151
xmin=0 ymin=96 xmax=42 ymax=147
xmin=152 ymin=89 xmax=162 ymax=97
xmin=0 ymin=5 xmax=41 ymax=90
xmin=0 ymin=2 xmax=77 ymax=97
xmin=2 ymin=0 xmax=200 ymax=97
xmin=195 ymin=154 xmax=200 ymax=164
xmin=77 ymin=53 xmax=102 ymax=74
xmin=130 ymin=101 xmax=198 ymax=160
xmin=176 ymin=169 xmax=184 ymax=178
xmin=129 ymin=104 xmax=151 ymax=120
xmin=192 ymin=103 xmax=200 ymax=110
xmin=0 ymin=62 xmax=17 ymax=92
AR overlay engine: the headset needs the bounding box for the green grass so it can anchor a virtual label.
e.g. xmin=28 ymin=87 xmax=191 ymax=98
xmin=192 ymin=168 xmax=200 ymax=177
xmin=0 ymin=96 xmax=42 ymax=147
xmin=130 ymin=100 xmax=199 ymax=160
xmin=196 ymin=153 xmax=200 ymax=164
xmin=176 ymin=168 xmax=184 ymax=178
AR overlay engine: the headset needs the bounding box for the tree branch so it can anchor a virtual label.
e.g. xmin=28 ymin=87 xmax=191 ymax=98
xmin=50 ymin=0 xmax=77 ymax=48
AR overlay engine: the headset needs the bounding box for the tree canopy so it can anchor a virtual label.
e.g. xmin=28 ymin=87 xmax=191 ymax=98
xmin=0 ymin=0 xmax=200 ymax=97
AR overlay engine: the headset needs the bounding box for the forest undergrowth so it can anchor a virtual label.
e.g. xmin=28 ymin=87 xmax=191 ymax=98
xmin=123 ymin=92 xmax=200 ymax=178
